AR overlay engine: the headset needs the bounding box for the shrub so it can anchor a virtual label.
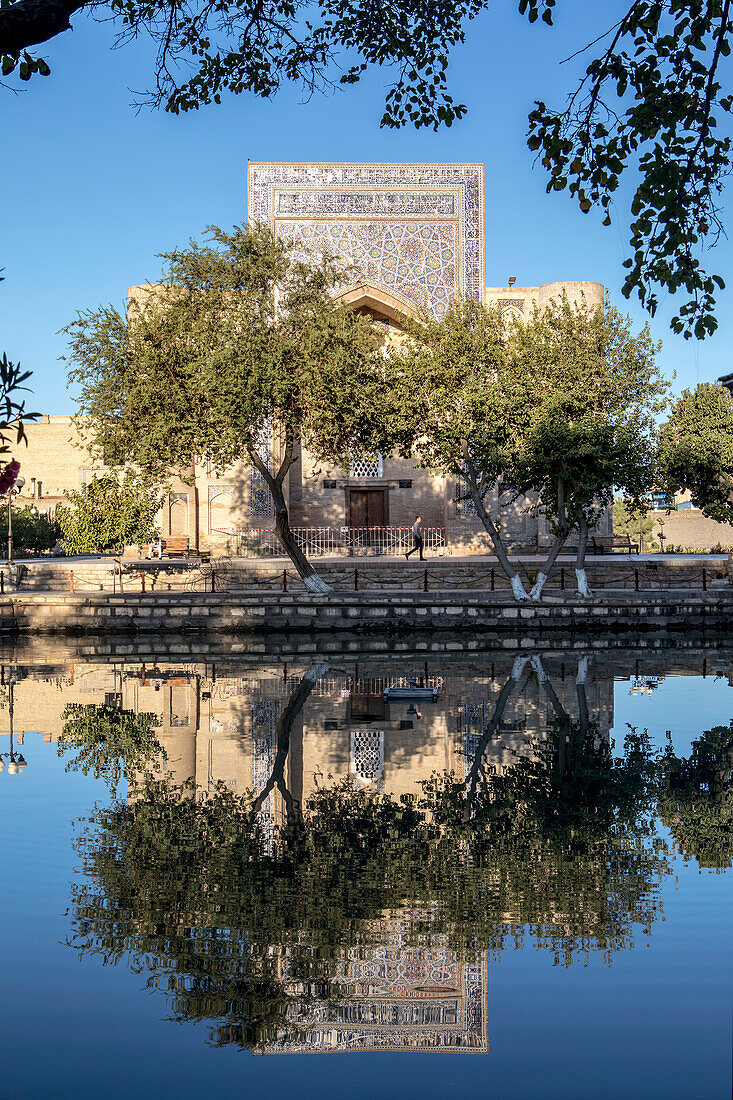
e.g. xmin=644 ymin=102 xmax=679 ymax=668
xmin=56 ymin=472 xmax=163 ymax=555
xmin=0 ymin=504 xmax=61 ymax=554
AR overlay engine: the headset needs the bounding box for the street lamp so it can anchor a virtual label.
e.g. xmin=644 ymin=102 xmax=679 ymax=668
xmin=6 ymin=475 xmax=25 ymax=567
xmin=0 ymin=673 xmax=28 ymax=775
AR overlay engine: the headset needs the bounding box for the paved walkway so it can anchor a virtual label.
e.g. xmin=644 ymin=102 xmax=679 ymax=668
xmin=4 ymin=551 xmax=730 ymax=567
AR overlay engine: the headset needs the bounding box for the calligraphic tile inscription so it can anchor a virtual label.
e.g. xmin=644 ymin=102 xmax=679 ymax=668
xmin=247 ymin=163 xmax=485 ymax=316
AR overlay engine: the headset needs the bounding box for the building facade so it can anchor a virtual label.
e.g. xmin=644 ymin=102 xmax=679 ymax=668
xmin=14 ymin=162 xmax=607 ymax=553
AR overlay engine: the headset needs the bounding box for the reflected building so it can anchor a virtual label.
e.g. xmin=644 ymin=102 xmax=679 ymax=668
xmin=1 ymin=657 xmax=614 ymax=806
xmin=262 ymin=920 xmax=487 ymax=1054
xmin=7 ymin=650 xmax=686 ymax=1057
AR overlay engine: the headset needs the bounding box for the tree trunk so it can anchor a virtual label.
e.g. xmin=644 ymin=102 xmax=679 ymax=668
xmin=530 ymin=478 xmax=570 ymax=601
xmin=252 ymin=661 xmax=330 ymax=826
xmin=529 ymin=525 xmax=570 ymax=600
xmin=575 ymin=514 xmax=592 ymax=598
xmin=463 ymin=461 xmax=529 ymax=600
xmin=531 ymin=655 xmax=571 ymax=782
xmin=462 ymin=657 xmax=530 ymax=816
xmin=575 ymin=656 xmax=591 ymax=745
xmin=250 ymin=445 xmax=331 ymax=594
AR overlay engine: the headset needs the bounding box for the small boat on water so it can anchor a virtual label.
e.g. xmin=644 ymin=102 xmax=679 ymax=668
xmin=383 ymin=684 xmax=439 ymax=702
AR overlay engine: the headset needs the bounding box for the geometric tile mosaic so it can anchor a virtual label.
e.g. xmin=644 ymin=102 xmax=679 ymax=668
xmin=248 ymin=163 xmax=485 ymax=317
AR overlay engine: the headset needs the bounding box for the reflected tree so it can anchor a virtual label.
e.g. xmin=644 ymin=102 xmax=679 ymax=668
xmin=657 ymin=724 xmax=733 ymax=870
xmin=58 ymin=702 xmax=163 ymax=792
xmin=65 ymin=658 xmax=672 ymax=1049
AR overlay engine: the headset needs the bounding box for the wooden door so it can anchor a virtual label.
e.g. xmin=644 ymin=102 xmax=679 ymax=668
xmin=349 ymin=489 xmax=386 ymax=527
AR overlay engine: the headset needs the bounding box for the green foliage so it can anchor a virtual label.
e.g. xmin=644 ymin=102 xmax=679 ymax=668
xmin=66 ymin=735 xmax=672 ymax=1048
xmin=0 ymin=273 xmax=38 ymax=458
xmin=384 ymin=292 xmax=666 ymax=593
xmin=58 ymin=702 xmax=163 ymax=793
xmin=61 ymin=655 xmax=690 ymax=1048
xmin=526 ymin=2 xmax=733 ymax=339
xmin=65 ymin=223 xmax=381 ymax=478
xmin=658 ymin=724 xmax=733 ymax=869
xmin=63 ymin=223 xmax=383 ymax=585
xmin=55 ymin=472 xmax=162 ymax=554
xmin=614 ymin=498 xmax=656 ymax=552
xmin=0 ymin=504 xmax=60 ymax=554
xmin=658 ymin=383 xmax=733 ymax=524
xmin=506 ymin=295 xmax=666 ymax=534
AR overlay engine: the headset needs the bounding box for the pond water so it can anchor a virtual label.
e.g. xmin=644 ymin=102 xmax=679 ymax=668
xmin=1 ymin=639 xmax=731 ymax=1099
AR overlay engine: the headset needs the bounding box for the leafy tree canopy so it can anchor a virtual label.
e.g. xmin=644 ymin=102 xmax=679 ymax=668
xmin=3 ymin=3 xmax=733 ymax=336
xmin=613 ymin=497 xmax=657 ymax=552
xmin=658 ymin=382 xmax=733 ymax=524
xmin=383 ymin=292 xmax=665 ymax=599
xmin=0 ymin=503 xmax=60 ymax=554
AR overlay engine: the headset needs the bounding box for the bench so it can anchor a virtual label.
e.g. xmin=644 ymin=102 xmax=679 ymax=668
xmin=139 ymin=537 xmax=191 ymax=559
xmin=592 ymin=534 xmax=639 ymax=555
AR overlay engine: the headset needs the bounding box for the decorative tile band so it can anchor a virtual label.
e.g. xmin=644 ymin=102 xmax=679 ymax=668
xmin=274 ymin=188 xmax=459 ymax=218
xmin=248 ymin=163 xmax=484 ymax=316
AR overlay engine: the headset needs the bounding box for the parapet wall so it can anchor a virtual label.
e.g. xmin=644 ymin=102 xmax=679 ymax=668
xmin=2 ymin=556 xmax=730 ymax=594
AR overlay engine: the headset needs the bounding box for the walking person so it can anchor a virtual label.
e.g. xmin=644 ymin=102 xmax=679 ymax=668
xmin=405 ymin=515 xmax=424 ymax=560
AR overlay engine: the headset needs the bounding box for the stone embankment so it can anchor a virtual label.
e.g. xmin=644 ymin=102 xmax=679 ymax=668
xmin=0 ymin=589 xmax=731 ymax=638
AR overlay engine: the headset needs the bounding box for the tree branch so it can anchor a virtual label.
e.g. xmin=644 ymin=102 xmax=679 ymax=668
xmin=0 ymin=0 xmax=84 ymax=54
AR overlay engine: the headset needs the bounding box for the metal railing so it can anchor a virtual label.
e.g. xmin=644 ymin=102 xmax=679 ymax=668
xmin=225 ymin=526 xmax=447 ymax=558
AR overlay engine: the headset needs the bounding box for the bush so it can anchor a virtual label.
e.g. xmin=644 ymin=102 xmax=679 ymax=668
xmin=56 ymin=472 xmax=163 ymax=555
xmin=0 ymin=504 xmax=61 ymax=555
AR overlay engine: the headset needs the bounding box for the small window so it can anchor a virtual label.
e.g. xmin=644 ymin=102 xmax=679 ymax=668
xmin=399 ymin=720 xmax=414 ymax=730
xmin=36 ymin=481 xmax=42 ymax=499
xmin=349 ymin=454 xmax=383 ymax=478
xmin=324 ymin=719 xmax=339 ymax=730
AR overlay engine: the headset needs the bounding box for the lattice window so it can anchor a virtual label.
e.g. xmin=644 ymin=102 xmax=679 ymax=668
xmin=456 ymin=478 xmax=477 ymax=516
xmin=458 ymin=702 xmax=485 ymax=775
xmin=349 ymin=454 xmax=383 ymax=478
xmin=251 ymin=701 xmax=278 ymax=839
xmin=351 ymin=729 xmax=385 ymax=784
xmin=250 ymin=425 xmax=274 ymax=516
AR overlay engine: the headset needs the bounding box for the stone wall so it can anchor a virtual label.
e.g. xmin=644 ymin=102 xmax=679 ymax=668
xmin=652 ymin=510 xmax=733 ymax=550
xmin=1 ymin=589 xmax=731 ymax=638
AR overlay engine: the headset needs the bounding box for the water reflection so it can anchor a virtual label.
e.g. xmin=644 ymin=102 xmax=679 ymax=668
xmin=1 ymin=646 xmax=731 ymax=1056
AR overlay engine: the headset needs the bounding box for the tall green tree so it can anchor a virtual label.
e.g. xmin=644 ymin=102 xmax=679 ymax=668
xmin=384 ymin=293 xmax=665 ymax=600
xmin=64 ymin=223 xmax=382 ymax=591
xmin=614 ymin=498 xmax=656 ymax=552
xmin=506 ymin=296 xmax=665 ymax=598
xmin=3 ymin=4 xmax=732 ymax=338
xmin=658 ymin=383 xmax=733 ymax=524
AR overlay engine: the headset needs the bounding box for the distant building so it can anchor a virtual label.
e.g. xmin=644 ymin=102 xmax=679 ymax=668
xmin=14 ymin=162 xmax=609 ymax=554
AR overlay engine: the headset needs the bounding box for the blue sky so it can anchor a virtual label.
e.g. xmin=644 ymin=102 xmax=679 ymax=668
xmin=1 ymin=0 xmax=731 ymax=412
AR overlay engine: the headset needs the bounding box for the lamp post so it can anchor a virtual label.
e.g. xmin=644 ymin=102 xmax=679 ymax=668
xmin=0 ymin=671 xmax=27 ymax=775
xmin=6 ymin=476 xmax=25 ymax=567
